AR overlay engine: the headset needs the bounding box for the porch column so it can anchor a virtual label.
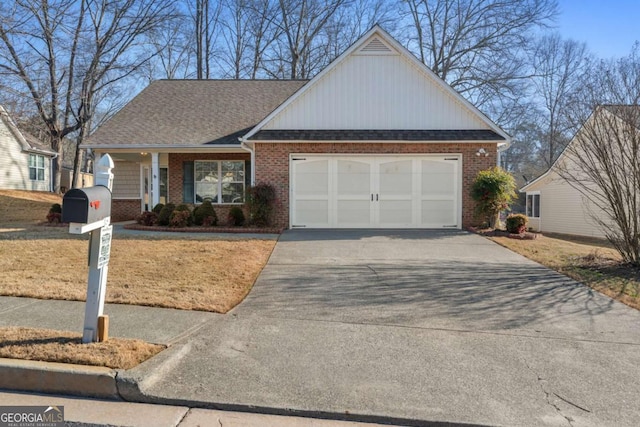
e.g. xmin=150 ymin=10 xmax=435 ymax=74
xmin=151 ymin=152 xmax=160 ymax=208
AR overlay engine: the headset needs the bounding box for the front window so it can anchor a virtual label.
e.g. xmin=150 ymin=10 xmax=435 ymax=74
xmin=195 ymin=160 xmax=244 ymax=203
xmin=29 ymin=154 xmax=45 ymax=181
xmin=526 ymin=193 xmax=540 ymax=218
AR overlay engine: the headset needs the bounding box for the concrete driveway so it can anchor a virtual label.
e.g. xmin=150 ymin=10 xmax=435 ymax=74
xmin=123 ymin=230 xmax=640 ymax=427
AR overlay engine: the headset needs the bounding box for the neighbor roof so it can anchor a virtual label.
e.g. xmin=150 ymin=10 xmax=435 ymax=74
xmin=86 ymin=80 xmax=308 ymax=147
xmin=0 ymin=105 xmax=55 ymax=155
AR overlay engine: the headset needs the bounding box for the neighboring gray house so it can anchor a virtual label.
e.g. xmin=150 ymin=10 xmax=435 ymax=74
xmin=0 ymin=105 xmax=55 ymax=192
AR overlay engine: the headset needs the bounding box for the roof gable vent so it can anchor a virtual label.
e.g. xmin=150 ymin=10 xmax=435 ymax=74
xmin=356 ymin=36 xmax=396 ymax=55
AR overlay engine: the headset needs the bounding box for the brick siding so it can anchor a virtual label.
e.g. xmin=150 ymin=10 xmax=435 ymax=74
xmin=112 ymin=199 xmax=142 ymax=222
xmin=254 ymin=142 xmax=498 ymax=229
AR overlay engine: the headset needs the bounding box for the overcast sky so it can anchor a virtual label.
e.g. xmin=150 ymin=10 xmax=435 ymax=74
xmin=556 ymin=0 xmax=639 ymax=58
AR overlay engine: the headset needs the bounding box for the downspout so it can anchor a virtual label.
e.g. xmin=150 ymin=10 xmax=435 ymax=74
xmin=239 ymin=138 xmax=255 ymax=186
xmin=497 ymin=139 xmax=512 ymax=168
xmin=50 ymin=152 xmax=58 ymax=193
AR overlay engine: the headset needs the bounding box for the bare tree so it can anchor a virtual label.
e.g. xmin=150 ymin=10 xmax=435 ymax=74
xmin=531 ymin=33 xmax=590 ymax=167
xmin=557 ymin=47 xmax=640 ymax=265
xmin=0 ymin=0 xmax=176 ymax=191
xmin=192 ymin=0 xmax=223 ymax=79
xmin=401 ymin=0 xmax=558 ymax=107
xmin=275 ymin=0 xmax=347 ymax=79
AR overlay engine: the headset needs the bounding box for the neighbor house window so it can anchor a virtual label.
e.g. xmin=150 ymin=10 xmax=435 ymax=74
xmin=194 ymin=160 xmax=244 ymax=203
xmin=29 ymin=154 xmax=45 ymax=181
xmin=526 ymin=193 xmax=540 ymax=218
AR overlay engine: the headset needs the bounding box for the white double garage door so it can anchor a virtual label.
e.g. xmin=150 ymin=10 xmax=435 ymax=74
xmin=290 ymin=154 xmax=462 ymax=229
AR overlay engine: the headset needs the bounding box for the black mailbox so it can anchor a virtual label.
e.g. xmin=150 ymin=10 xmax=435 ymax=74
xmin=62 ymin=186 xmax=112 ymax=224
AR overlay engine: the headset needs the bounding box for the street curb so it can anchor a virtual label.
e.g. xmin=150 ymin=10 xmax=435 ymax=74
xmin=0 ymin=358 xmax=120 ymax=399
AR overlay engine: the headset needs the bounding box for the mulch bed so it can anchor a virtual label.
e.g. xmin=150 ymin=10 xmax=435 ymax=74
xmin=123 ymin=223 xmax=283 ymax=234
xmin=467 ymin=227 xmax=541 ymax=240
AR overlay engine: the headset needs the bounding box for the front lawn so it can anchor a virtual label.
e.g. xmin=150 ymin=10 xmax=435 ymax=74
xmin=491 ymin=233 xmax=640 ymax=310
xmin=0 ymin=225 xmax=276 ymax=312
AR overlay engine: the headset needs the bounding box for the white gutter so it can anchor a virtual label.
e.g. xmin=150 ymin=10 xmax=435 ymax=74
xmin=496 ymin=139 xmax=512 ymax=168
xmin=239 ymin=139 xmax=255 ymax=185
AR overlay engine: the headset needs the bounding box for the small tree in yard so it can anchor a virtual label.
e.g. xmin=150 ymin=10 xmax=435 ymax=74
xmin=557 ymin=47 xmax=640 ymax=266
xmin=471 ymin=167 xmax=517 ymax=229
xmin=246 ymin=183 xmax=276 ymax=227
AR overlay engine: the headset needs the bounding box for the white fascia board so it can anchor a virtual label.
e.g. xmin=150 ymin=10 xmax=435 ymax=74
xmin=242 ymin=25 xmax=511 ymax=145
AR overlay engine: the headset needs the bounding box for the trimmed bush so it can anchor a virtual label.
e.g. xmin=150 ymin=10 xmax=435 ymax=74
xmin=174 ymin=204 xmax=193 ymax=226
xmin=157 ymin=203 xmax=176 ymax=226
xmin=228 ymin=206 xmax=245 ymax=226
xmin=46 ymin=203 xmax=63 ymax=223
xmin=137 ymin=211 xmax=158 ymax=226
xmin=193 ymin=200 xmax=217 ymax=226
xmin=246 ymin=183 xmax=276 ymax=227
xmin=470 ymin=167 xmax=517 ymax=228
xmin=170 ymin=210 xmax=191 ymax=227
xmin=506 ymin=214 xmax=528 ymax=234
xmin=49 ymin=203 xmax=62 ymax=214
xmin=152 ymin=203 xmax=165 ymax=214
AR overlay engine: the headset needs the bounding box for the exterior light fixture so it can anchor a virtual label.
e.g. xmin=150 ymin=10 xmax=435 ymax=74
xmin=476 ymin=148 xmax=489 ymax=157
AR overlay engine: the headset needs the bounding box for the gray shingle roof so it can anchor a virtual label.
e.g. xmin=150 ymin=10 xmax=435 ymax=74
xmin=87 ymin=80 xmax=307 ymax=147
xmin=251 ymin=129 xmax=505 ymax=141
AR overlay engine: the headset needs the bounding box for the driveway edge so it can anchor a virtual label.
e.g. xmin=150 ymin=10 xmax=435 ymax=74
xmin=0 ymin=357 xmax=119 ymax=399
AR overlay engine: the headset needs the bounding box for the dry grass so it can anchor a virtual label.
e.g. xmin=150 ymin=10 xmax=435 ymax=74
xmin=0 ymin=190 xmax=61 ymax=223
xmin=0 ymin=327 xmax=164 ymax=369
xmin=490 ymin=234 xmax=640 ymax=310
xmin=0 ymin=191 xmax=276 ymax=313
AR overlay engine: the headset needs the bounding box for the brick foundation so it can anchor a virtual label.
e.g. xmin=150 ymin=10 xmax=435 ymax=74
xmin=112 ymin=199 xmax=142 ymax=222
xmin=254 ymin=142 xmax=498 ymax=229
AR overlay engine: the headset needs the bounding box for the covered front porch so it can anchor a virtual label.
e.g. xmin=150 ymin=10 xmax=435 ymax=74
xmin=94 ymin=148 xmax=253 ymax=223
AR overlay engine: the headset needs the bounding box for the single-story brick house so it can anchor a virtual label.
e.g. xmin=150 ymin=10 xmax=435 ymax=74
xmin=0 ymin=105 xmax=56 ymax=192
xmin=85 ymin=26 xmax=510 ymax=229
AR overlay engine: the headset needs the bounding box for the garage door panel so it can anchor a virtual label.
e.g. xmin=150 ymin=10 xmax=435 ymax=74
xmin=422 ymin=200 xmax=456 ymax=226
xmin=421 ymin=160 xmax=456 ymax=196
xmin=337 ymin=200 xmax=372 ymax=225
xmin=295 ymin=200 xmax=329 ymax=225
xmin=379 ymin=159 xmax=412 ymax=195
xmin=336 ymin=159 xmax=371 ymax=196
xmin=295 ymin=159 xmax=329 ymax=196
xmin=379 ymin=200 xmax=413 ymax=225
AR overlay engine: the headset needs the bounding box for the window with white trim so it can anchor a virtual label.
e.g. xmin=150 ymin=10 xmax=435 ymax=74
xmin=195 ymin=160 xmax=244 ymax=203
xmin=29 ymin=154 xmax=45 ymax=181
xmin=526 ymin=193 xmax=540 ymax=218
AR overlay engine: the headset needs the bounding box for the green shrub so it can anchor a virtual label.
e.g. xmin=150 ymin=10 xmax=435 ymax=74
xmin=169 ymin=210 xmax=191 ymax=227
xmin=174 ymin=204 xmax=193 ymax=226
xmin=228 ymin=206 xmax=245 ymax=226
xmin=137 ymin=211 xmax=158 ymax=226
xmin=49 ymin=203 xmax=62 ymax=214
xmin=506 ymin=214 xmax=528 ymax=234
xmin=193 ymin=200 xmax=217 ymax=226
xmin=157 ymin=203 xmax=176 ymax=226
xmin=46 ymin=203 xmax=63 ymax=223
xmin=246 ymin=183 xmax=276 ymax=227
xmin=470 ymin=166 xmax=517 ymax=228
xmin=152 ymin=203 xmax=164 ymax=214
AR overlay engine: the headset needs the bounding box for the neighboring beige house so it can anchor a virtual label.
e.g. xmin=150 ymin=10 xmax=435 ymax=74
xmin=0 ymin=105 xmax=56 ymax=192
xmin=85 ymin=26 xmax=510 ymax=226
xmin=521 ymin=105 xmax=638 ymax=238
